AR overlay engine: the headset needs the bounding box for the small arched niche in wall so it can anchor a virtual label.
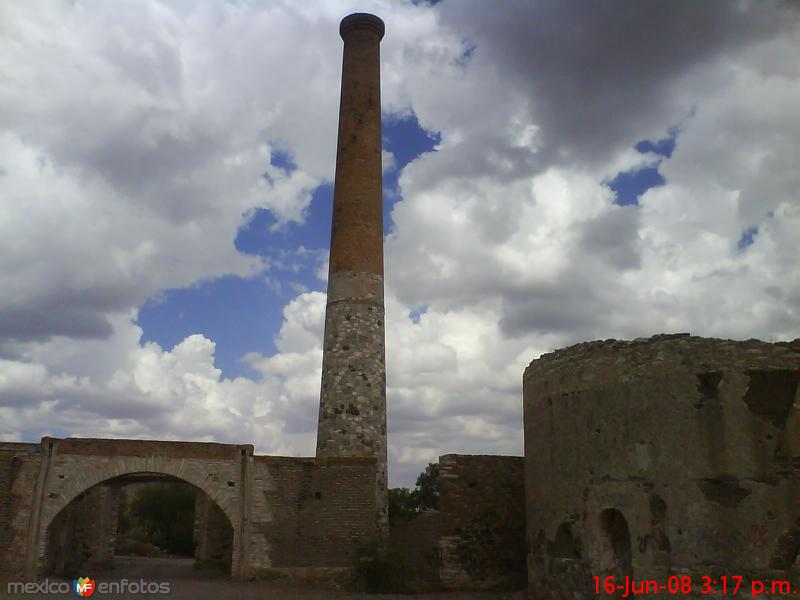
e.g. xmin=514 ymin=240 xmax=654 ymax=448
xmin=550 ymin=522 xmax=582 ymax=560
xmin=599 ymin=508 xmax=633 ymax=577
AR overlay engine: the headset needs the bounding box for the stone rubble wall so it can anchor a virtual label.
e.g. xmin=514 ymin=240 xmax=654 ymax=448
xmin=523 ymin=334 xmax=800 ymax=600
xmin=0 ymin=443 xmax=42 ymax=579
xmin=388 ymin=510 xmax=441 ymax=590
xmin=193 ymin=491 xmax=233 ymax=566
xmin=438 ymin=454 xmax=527 ymax=590
xmin=45 ymin=482 xmax=120 ymax=575
xmin=317 ymin=271 xmax=388 ymax=533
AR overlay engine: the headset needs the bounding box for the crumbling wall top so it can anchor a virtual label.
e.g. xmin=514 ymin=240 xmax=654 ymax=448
xmin=524 ymin=333 xmax=800 ymax=386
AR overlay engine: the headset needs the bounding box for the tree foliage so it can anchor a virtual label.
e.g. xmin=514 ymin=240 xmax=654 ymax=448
xmin=127 ymin=482 xmax=197 ymax=556
xmin=387 ymin=462 xmax=440 ymax=524
xmin=388 ymin=487 xmax=418 ymax=525
xmin=415 ymin=462 xmax=439 ymax=510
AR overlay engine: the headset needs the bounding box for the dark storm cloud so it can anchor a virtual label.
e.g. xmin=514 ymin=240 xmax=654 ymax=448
xmin=1 ymin=278 xmax=148 ymax=342
xmin=439 ymin=0 xmax=796 ymax=168
xmin=578 ymin=206 xmax=641 ymax=271
xmin=0 ymin=304 xmax=112 ymax=342
xmin=499 ymin=282 xmax=604 ymax=338
xmin=75 ymin=128 xmax=224 ymax=225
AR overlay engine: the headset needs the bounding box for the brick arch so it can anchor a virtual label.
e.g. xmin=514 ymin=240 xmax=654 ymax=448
xmin=36 ymin=456 xmax=242 ymax=577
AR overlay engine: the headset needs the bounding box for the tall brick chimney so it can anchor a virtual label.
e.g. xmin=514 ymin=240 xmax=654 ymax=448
xmin=316 ymin=13 xmax=388 ymax=534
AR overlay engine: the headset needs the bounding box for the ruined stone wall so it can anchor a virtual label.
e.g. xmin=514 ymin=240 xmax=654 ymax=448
xmin=0 ymin=447 xmax=14 ymax=557
xmin=251 ymin=455 xmax=377 ymax=574
xmin=193 ymin=492 xmax=233 ymax=567
xmin=84 ymin=483 xmax=120 ymax=567
xmin=0 ymin=443 xmax=41 ymax=579
xmin=389 ymin=511 xmax=441 ymax=590
xmin=45 ymin=482 xmax=120 ymax=575
xmin=523 ymin=334 xmax=800 ymax=599
xmin=0 ymin=438 xmax=379 ymax=581
xmin=438 ymin=454 xmax=527 ymax=590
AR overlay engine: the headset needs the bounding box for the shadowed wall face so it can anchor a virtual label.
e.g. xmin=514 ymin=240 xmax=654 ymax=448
xmin=438 ymin=454 xmax=527 ymax=590
xmin=316 ymin=13 xmax=388 ymax=534
xmin=523 ymin=335 xmax=800 ymax=599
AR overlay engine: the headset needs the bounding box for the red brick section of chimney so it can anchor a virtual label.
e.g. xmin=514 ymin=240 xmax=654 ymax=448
xmin=316 ymin=13 xmax=388 ymax=535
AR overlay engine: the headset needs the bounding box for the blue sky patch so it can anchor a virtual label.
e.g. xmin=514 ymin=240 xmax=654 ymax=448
xmin=137 ymin=114 xmax=439 ymax=380
xmin=138 ymin=191 xmax=334 ymax=380
xmin=737 ymin=226 xmax=758 ymax=250
xmin=270 ymin=148 xmax=297 ymax=173
xmin=137 ymin=275 xmax=285 ymax=379
xmin=383 ymin=112 xmax=440 ymax=170
xmin=236 ymin=185 xmax=333 ymax=258
xmin=608 ymin=166 xmax=665 ymax=206
xmin=608 ymin=129 xmax=679 ymax=206
xmin=382 ymin=113 xmax=440 ymax=232
xmin=409 ymin=304 xmax=429 ymax=324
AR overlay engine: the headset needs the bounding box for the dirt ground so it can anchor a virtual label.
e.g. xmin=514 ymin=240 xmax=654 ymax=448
xmin=2 ymin=556 xmax=526 ymax=599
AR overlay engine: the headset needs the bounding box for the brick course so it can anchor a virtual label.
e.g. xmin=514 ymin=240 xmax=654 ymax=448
xmin=252 ymin=455 xmax=377 ymax=573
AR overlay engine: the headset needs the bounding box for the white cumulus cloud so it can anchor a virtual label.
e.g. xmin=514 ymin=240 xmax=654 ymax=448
xmin=0 ymin=0 xmax=798 ymax=487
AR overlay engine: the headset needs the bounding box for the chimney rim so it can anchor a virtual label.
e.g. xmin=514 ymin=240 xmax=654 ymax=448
xmin=340 ymin=13 xmax=385 ymax=40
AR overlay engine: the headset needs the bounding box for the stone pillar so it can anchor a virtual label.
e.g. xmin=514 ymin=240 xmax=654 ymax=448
xmin=316 ymin=13 xmax=388 ymax=534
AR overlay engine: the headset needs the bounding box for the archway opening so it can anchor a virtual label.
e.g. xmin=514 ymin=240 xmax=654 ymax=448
xmin=550 ymin=522 xmax=581 ymax=560
xmin=599 ymin=508 xmax=632 ymax=577
xmin=43 ymin=473 xmax=234 ymax=579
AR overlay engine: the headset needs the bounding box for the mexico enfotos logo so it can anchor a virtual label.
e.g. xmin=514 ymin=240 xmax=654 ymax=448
xmin=6 ymin=577 xmax=171 ymax=596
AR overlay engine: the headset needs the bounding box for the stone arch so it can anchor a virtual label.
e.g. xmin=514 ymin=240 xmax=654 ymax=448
xmin=35 ymin=456 xmax=243 ymax=578
xmin=599 ymin=508 xmax=632 ymax=577
xmin=550 ymin=522 xmax=581 ymax=560
xmin=649 ymin=494 xmax=671 ymax=568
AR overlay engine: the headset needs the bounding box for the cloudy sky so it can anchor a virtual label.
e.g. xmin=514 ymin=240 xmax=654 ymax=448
xmin=1 ymin=0 xmax=798 ymax=487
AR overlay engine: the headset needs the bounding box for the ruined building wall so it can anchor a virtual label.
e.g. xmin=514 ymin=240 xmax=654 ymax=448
xmin=0 ymin=443 xmax=41 ymax=579
xmin=45 ymin=482 xmax=120 ymax=575
xmin=438 ymin=454 xmax=527 ymax=590
xmin=194 ymin=491 xmax=233 ymax=567
xmin=0 ymin=438 xmax=379 ymax=581
xmin=251 ymin=456 xmax=377 ymax=574
xmin=523 ymin=334 xmax=800 ymax=599
xmin=388 ymin=510 xmax=441 ymax=590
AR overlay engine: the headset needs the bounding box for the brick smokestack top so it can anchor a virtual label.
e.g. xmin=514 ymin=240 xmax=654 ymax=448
xmin=316 ymin=13 xmax=388 ymax=534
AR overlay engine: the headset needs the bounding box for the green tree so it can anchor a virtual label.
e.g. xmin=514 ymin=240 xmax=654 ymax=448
xmin=129 ymin=482 xmax=197 ymax=556
xmin=388 ymin=487 xmax=418 ymax=525
xmin=415 ymin=462 xmax=439 ymax=510
xmin=387 ymin=462 xmax=440 ymax=528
